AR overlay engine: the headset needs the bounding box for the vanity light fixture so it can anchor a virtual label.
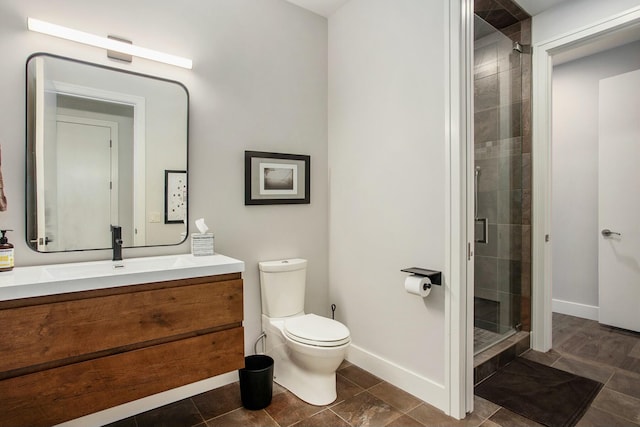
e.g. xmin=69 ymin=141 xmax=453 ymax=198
xmin=27 ymin=18 xmax=193 ymax=69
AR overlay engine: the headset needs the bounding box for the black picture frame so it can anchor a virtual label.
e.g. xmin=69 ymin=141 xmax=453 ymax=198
xmin=164 ymin=170 xmax=187 ymax=223
xmin=245 ymin=151 xmax=310 ymax=205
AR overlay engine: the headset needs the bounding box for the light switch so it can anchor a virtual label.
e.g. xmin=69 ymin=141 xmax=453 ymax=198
xmin=149 ymin=212 xmax=162 ymax=223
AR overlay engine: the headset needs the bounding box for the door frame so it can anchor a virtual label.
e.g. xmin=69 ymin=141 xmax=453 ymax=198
xmin=446 ymin=0 xmax=474 ymax=418
xmin=531 ymin=6 xmax=640 ymax=352
xmin=49 ymin=80 xmax=147 ymax=246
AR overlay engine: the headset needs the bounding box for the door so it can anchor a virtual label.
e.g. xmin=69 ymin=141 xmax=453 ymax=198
xmin=598 ymin=69 xmax=640 ymax=333
xmin=49 ymin=116 xmax=118 ymax=251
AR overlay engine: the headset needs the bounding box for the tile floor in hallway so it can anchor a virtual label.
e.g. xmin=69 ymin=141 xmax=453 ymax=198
xmin=105 ymin=313 xmax=640 ymax=427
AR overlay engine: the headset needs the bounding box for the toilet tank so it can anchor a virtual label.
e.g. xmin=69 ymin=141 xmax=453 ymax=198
xmin=258 ymin=258 xmax=307 ymax=317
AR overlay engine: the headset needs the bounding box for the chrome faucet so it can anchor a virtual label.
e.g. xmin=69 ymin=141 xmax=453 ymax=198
xmin=111 ymin=225 xmax=123 ymax=262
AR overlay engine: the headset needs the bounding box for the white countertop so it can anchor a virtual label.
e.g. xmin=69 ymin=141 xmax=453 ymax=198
xmin=0 ymin=253 xmax=245 ymax=301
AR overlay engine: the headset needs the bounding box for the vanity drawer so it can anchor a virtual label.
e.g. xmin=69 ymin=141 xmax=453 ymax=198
xmin=0 ymin=326 xmax=244 ymax=427
xmin=0 ymin=277 xmax=243 ymax=375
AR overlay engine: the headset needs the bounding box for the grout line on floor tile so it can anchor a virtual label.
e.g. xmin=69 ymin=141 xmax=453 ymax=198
xmin=549 ymin=356 xmax=561 ymax=368
xmin=328 ymin=407 xmax=352 ymax=427
xmin=189 ymin=397 xmax=207 ymax=426
xmin=561 ymin=349 xmax=631 ymax=379
xmin=336 ymin=373 xmax=363 ymax=391
xmin=351 ymin=388 xmax=370 ymax=400
xmin=263 ymin=407 xmax=282 ymax=427
xmin=402 ymin=401 xmax=424 ymax=414
xmin=207 ymin=407 xmax=243 ymax=424
xmin=199 ymin=403 xmax=241 ymax=424
xmin=602 ymin=369 xmax=616 ymax=387
xmin=384 ymin=411 xmax=405 ymax=426
xmin=486 ymin=405 xmax=502 ymax=422
xmin=402 ymin=411 xmax=430 ymax=427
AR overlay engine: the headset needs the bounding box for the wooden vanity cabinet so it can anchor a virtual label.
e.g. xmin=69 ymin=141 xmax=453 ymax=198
xmin=0 ymin=273 xmax=244 ymax=427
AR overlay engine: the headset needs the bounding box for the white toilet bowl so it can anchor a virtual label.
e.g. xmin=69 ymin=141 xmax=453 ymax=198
xmin=258 ymin=258 xmax=350 ymax=405
xmin=262 ymin=313 xmax=350 ymax=405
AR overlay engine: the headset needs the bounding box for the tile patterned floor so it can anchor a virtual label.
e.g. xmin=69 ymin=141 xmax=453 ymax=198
xmin=105 ymin=313 xmax=640 ymax=427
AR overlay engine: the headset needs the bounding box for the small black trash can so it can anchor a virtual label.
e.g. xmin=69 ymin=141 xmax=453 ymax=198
xmin=239 ymin=354 xmax=274 ymax=410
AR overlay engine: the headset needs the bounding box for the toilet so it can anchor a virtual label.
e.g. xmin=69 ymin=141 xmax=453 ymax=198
xmin=258 ymin=258 xmax=350 ymax=406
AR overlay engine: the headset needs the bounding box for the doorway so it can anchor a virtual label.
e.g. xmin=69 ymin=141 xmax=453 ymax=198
xmin=48 ymin=115 xmax=118 ymax=251
xmin=531 ymin=6 xmax=640 ymax=351
xmin=551 ymin=40 xmax=640 ymax=334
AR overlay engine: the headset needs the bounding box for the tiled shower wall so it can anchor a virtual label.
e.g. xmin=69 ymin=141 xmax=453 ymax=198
xmin=474 ymin=0 xmax=532 ymax=334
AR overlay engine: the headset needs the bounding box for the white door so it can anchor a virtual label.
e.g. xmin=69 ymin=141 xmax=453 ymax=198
xmin=598 ymin=69 xmax=640 ymax=333
xmin=52 ymin=116 xmax=118 ymax=251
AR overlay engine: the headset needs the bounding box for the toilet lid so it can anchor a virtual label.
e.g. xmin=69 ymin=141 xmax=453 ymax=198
xmin=284 ymin=314 xmax=350 ymax=347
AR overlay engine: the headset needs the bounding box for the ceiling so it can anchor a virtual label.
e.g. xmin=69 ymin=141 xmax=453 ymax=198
xmin=284 ymin=0 xmax=577 ymax=18
xmin=284 ymin=0 xmax=349 ymax=17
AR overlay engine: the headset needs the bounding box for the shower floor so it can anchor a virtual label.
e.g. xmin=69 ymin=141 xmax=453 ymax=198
xmin=473 ymin=326 xmax=516 ymax=356
xmin=474 ymin=327 xmax=505 ymax=355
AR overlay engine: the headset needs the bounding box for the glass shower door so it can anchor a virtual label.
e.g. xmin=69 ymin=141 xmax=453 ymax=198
xmin=473 ymin=15 xmax=524 ymax=354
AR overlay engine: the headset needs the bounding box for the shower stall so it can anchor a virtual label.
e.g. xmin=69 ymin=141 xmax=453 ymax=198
xmin=473 ymin=12 xmax=531 ymax=355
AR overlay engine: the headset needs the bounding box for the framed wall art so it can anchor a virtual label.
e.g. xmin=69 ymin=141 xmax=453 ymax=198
xmin=245 ymin=151 xmax=310 ymax=205
xmin=164 ymin=170 xmax=187 ymax=223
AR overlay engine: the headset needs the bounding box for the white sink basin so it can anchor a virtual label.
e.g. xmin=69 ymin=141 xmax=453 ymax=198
xmin=0 ymin=254 xmax=244 ymax=301
xmin=43 ymin=255 xmax=198 ymax=280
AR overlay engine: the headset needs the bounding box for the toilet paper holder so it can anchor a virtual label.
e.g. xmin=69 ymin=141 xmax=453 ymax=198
xmin=401 ymin=267 xmax=442 ymax=287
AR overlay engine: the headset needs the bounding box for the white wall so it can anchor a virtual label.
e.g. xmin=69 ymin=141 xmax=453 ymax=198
xmin=551 ymin=40 xmax=640 ymax=318
xmin=329 ymin=0 xmax=447 ymax=408
xmin=0 ymin=0 xmax=328 ymax=414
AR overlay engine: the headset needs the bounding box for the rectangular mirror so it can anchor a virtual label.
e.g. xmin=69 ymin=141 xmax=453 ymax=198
xmin=26 ymin=53 xmax=189 ymax=252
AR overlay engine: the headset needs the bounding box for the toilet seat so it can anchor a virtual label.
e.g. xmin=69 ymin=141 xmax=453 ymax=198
xmin=284 ymin=314 xmax=350 ymax=347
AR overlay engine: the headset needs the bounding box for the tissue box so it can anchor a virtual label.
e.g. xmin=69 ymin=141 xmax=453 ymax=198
xmin=191 ymin=233 xmax=214 ymax=256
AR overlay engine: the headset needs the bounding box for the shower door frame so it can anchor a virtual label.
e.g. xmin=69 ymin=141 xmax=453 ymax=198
xmin=531 ymin=6 xmax=640 ymax=352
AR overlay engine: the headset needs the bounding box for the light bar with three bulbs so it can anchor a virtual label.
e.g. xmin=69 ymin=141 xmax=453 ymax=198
xmin=27 ymin=18 xmax=193 ymax=69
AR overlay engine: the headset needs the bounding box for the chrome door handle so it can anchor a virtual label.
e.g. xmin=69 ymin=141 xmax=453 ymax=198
xmin=601 ymin=229 xmax=621 ymax=237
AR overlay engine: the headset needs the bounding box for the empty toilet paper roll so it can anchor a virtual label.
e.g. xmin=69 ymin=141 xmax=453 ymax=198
xmin=404 ymin=275 xmax=431 ymax=297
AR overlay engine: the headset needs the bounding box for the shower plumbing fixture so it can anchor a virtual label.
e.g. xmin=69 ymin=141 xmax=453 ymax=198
xmin=513 ymin=41 xmax=532 ymax=54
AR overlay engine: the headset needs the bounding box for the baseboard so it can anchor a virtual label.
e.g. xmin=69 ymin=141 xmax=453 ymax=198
xmin=552 ymin=298 xmax=599 ymax=321
xmin=346 ymin=344 xmax=447 ymax=413
xmin=56 ymin=371 xmax=239 ymax=427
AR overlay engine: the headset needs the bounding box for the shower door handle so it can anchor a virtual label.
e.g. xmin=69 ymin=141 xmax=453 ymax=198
xmin=475 ymin=218 xmax=489 ymax=244
xmin=601 ymin=228 xmax=621 ymax=238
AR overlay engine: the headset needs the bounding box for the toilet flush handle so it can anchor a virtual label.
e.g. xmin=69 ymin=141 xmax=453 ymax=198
xmin=331 ymin=304 xmax=336 ymax=320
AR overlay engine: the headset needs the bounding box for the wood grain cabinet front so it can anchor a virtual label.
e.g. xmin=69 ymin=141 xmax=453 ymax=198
xmin=0 ymin=273 xmax=244 ymax=427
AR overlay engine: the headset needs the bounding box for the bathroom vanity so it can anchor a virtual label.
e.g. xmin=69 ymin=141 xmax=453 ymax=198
xmin=0 ymin=254 xmax=244 ymax=427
